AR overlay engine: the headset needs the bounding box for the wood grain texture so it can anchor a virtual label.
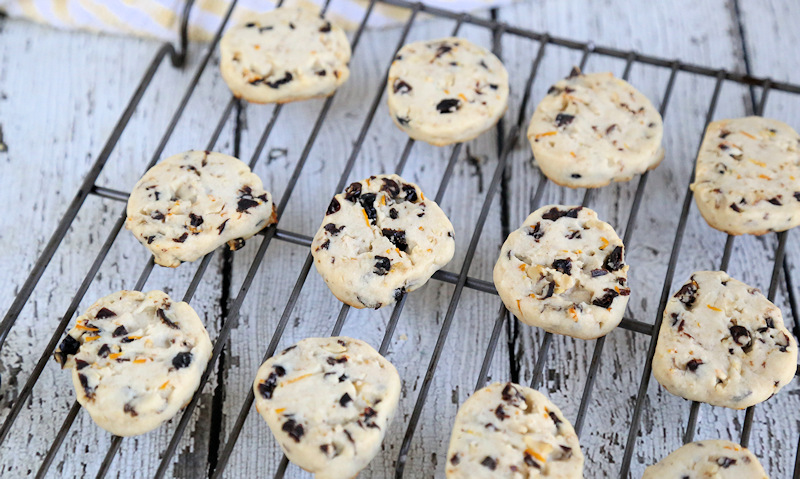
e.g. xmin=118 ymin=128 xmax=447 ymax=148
xmin=0 ymin=0 xmax=798 ymax=478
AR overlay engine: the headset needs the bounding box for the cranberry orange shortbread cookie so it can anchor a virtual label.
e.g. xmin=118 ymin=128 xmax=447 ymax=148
xmin=387 ymin=37 xmax=509 ymax=146
xmin=653 ymin=271 xmax=797 ymax=409
xmin=53 ymin=290 xmax=212 ymax=437
xmin=220 ymin=7 xmax=351 ymax=104
xmin=311 ymin=174 xmax=455 ymax=309
xmin=493 ymin=205 xmax=630 ymax=340
xmin=527 ymin=69 xmax=664 ymax=188
xmin=254 ymin=337 xmax=400 ymax=479
xmin=642 ymin=440 xmax=768 ymax=479
xmin=126 ymin=150 xmax=276 ymax=267
xmin=691 ymin=116 xmax=800 ymax=235
xmin=446 ymin=382 xmax=583 ymax=478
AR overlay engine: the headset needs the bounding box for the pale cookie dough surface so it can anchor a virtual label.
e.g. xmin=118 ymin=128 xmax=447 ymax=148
xmin=126 ymin=150 xmax=276 ymax=268
xmin=527 ymin=69 xmax=664 ymax=188
xmin=643 ymin=440 xmax=769 ymax=479
xmin=691 ymin=116 xmax=800 ymax=235
xmin=311 ymin=174 xmax=455 ymax=309
xmin=53 ymin=290 xmax=212 ymax=437
xmin=387 ymin=37 xmax=509 ymax=146
xmin=653 ymin=271 xmax=798 ymax=409
xmin=253 ymin=337 xmax=401 ymax=479
xmin=220 ymin=7 xmax=351 ymax=104
xmin=493 ymin=205 xmax=630 ymax=340
xmin=446 ymin=382 xmax=584 ymax=478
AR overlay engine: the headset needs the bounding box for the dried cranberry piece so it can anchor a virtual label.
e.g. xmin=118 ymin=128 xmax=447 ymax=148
xmin=324 ymin=223 xmax=345 ymax=235
xmin=326 ymin=197 xmax=341 ymax=215
xmin=359 ymin=193 xmax=378 ymax=224
xmin=282 ymin=419 xmax=305 ymax=442
xmin=552 ymin=258 xmax=572 ymax=275
xmin=730 ymin=325 xmax=753 ymax=351
xmin=382 ymin=229 xmax=408 ymax=252
xmin=436 ymin=98 xmax=461 ymax=114
xmin=96 ymin=308 xmax=116 ymax=319
xmin=674 ymin=279 xmax=699 ymax=309
xmin=542 ymin=207 xmax=581 ymax=221
xmin=392 ymin=79 xmax=412 ymax=94
xmin=55 ymin=335 xmax=81 ymax=365
xmin=603 ymin=246 xmax=624 ymax=272
xmin=259 ymin=372 xmax=278 ymax=399
xmin=402 ymin=184 xmax=418 ymax=202
xmin=686 ymin=359 xmax=703 ymax=372
xmin=480 ymin=457 xmax=497 ymax=470
xmin=555 ymin=113 xmax=575 ymax=127
xmin=381 ymin=178 xmax=400 ymax=198
xmin=592 ymin=289 xmax=619 ymax=308
xmin=374 ymin=256 xmax=391 ymax=275
xmin=527 ymin=222 xmax=544 ymax=241
xmin=157 ymin=309 xmax=179 ymax=329
xmin=172 ymin=352 xmax=192 ymax=369
xmin=266 ymin=72 xmax=293 ymax=89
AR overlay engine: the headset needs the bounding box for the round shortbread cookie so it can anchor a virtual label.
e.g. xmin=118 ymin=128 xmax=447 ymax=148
xmin=527 ymin=69 xmax=664 ymax=188
xmin=642 ymin=440 xmax=768 ymax=479
xmin=386 ymin=37 xmax=509 ymax=146
xmin=219 ymin=7 xmax=351 ymax=104
xmin=253 ymin=337 xmax=401 ymax=479
xmin=53 ymin=290 xmax=212 ymax=437
xmin=126 ymin=150 xmax=276 ymax=268
xmin=493 ymin=205 xmax=630 ymax=340
xmin=446 ymin=382 xmax=584 ymax=478
xmin=311 ymin=174 xmax=455 ymax=309
xmin=653 ymin=271 xmax=797 ymax=409
xmin=690 ymin=116 xmax=800 ymax=235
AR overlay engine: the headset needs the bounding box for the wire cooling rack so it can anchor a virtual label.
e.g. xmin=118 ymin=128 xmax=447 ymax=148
xmin=1 ymin=0 xmax=799 ymax=477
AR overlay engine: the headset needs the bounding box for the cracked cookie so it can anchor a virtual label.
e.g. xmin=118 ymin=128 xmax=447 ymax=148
xmin=691 ymin=116 xmax=800 ymax=235
xmin=53 ymin=290 xmax=212 ymax=436
xmin=220 ymin=6 xmax=351 ymax=104
xmin=254 ymin=337 xmax=400 ymax=479
xmin=653 ymin=271 xmax=797 ymax=409
xmin=126 ymin=150 xmax=276 ymax=267
xmin=387 ymin=37 xmax=509 ymax=146
xmin=446 ymin=382 xmax=584 ymax=478
xmin=493 ymin=205 xmax=630 ymax=339
xmin=311 ymin=174 xmax=455 ymax=309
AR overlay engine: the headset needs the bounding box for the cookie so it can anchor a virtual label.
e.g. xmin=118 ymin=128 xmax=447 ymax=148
xmin=386 ymin=37 xmax=509 ymax=146
xmin=53 ymin=290 xmax=212 ymax=437
xmin=493 ymin=205 xmax=630 ymax=340
xmin=653 ymin=271 xmax=797 ymax=409
xmin=642 ymin=440 xmax=768 ymax=478
xmin=690 ymin=116 xmax=800 ymax=235
xmin=219 ymin=7 xmax=351 ymax=104
xmin=446 ymin=382 xmax=584 ymax=478
xmin=253 ymin=337 xmax=401 ymax=479
xmin=527 ymin=69 xmax=664 ymax=188
xmin=311 ymin=174 xmax=455 ymax=309
xmin=126 ymin=150 xmax=276 ymax=268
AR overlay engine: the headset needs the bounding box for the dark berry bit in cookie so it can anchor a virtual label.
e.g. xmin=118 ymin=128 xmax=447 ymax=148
xmin=282 ymin=419 xmax=305 ymax=442
xmin=396 ymin=115 xmax=410 ymax=126
xmin=344 ymin=182 xmax=362 ymax=202
xmin=96 ymin=307 xmax=116 ymax=319
xmin=552 ymin=258 xmax=572 ymax=275
xmin=436 ymin=98 xmax=462 ymax=114
xmin=340 ymin=393 xmax=352 ymax=406
xmin=591 ymin=269 xmax=608 ymax=277
xmin=151 ymin=211 xmax=165 ymax=221
xmin=98 ymin=344 xmax=111 ymax=358
xmin=157 ymin=308 xmax=180 ymax=329
xmin=172 ymin=352 xmax=193 ymax=369
xmin=527 ymin=222 xmax=544 ymax=241
xmin=359 ymin=193 xmax=378 ymax=224
xmin=592 ymin=288 xmax=619 ymax=308
xmin=266 ymin=72 xmax=293 ymax=89
xmin=112 ymin=326 xmax=127 ymax=337
xmin=79 ymin=373 xmax=95 ymax=399
xmin=548 ymin=411 xmax=563 ymax=428
xmin=480 ymin=457 xmax=497 ymax=470
xmin=603 ymin=246 xmax=624 ymax=272
xmin=373 ymin=256 xmax=391 ymax=275
xmin=381 ymin=178 xmax=400 ymax=198
xmin=402 ymin=184 xmax=418 ymax=203
xmin=324 ymin=223 xmax=345 ymax=235
xmin=55 ymin=335 xmax=81 ymax=366
xmin=319 ymin=21 xmax=331 ymax=33
xmin=434 ymin=44 xmax=452 ymax=59
xmin=730 ymin=325 xmax=753 ymax=351
xmin=326 ymin=197 xmax=341 ymax=215
xmin=450 ymin=454 xmax=460 ymax=465
xmin=555 ymin=113 xmax=575 ymax=127
xmin=173 ymin=232 xmax=189 ymax=243
xmin=259 ymin=372 xmax=279 ymax=399
xmin=541 ymin=207 xmax=581 ymax=221
xmin=393 ymin=79 xmax=412 ymax=94
xmin=674 ymin=279 xmax=699 ymax=309
xmin=717 ymin=457 xmax=737 ymax=468
xmin=382 ymin=228 xmax=408 ymax=252
xmin=237 ymin=197 xmax=260 ymax=213
xmin=686 ymin=359 xmax=703 ymax=372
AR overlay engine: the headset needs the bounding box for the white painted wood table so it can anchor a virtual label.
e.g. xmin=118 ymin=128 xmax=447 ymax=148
xmin=1 ymin=1 xmax=799 ymax=477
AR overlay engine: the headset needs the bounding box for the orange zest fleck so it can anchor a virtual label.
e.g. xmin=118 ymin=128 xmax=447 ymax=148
xmin=516 ymin=299 xmax=521 ymax=311
xmin=740 ymin=131 xmax=756 ymax=140
xmin=570 ymin=151 xmax=576 ymax=158
xmin=133 ymin=358 xmax=148 ymax=364
xmin=284 ymin=373 xmax=313 ymax=385
xmin=534 ymin=131 xmax=557 ymax=139
xmin=599 ymin=237 xmax=609 ymax=250
xmin=362 ymin=209 xmax=370 ymax=228
xmin=568 ymin=307 xmax=578 ymax=322
xmin=159 ymin=381 xmax=170 ymax=390
xmin=127 ymin=336 xmax=143 ymax=341
xmin=381 ymin=195 xmax=386 ymax=206
xmin=275 ymin=408 xmax=286 ymax=414
xmin=419 ymin=226 xmax=424 ymax=231
xmin=526 ymin=449 xmax=547 ymax=463
xmin=707 ymin=304 xmax=722 ymax=312
xmin=84 ymin=335 xmax=100 ymax=342
xmin=108 ymin=352 xmax=123 ymax=360
xmin=458 ymin=93 xmax=468 ymax=102
xmin=518 ymin=264 xmax=526 ymax=271
xmin=76 ymin=324 xmax=99 ymax=331
xmin=759 ymin=174 xmax=772 ymax=180
xmin=420 ymin=192 xmax=425 ymax=201
xmin=748 ymin=159 xmax=767 ymax=167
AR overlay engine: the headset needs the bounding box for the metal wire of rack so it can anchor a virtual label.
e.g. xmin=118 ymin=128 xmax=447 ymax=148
xmin=0 ymin=0 xmax=799 ymax=477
